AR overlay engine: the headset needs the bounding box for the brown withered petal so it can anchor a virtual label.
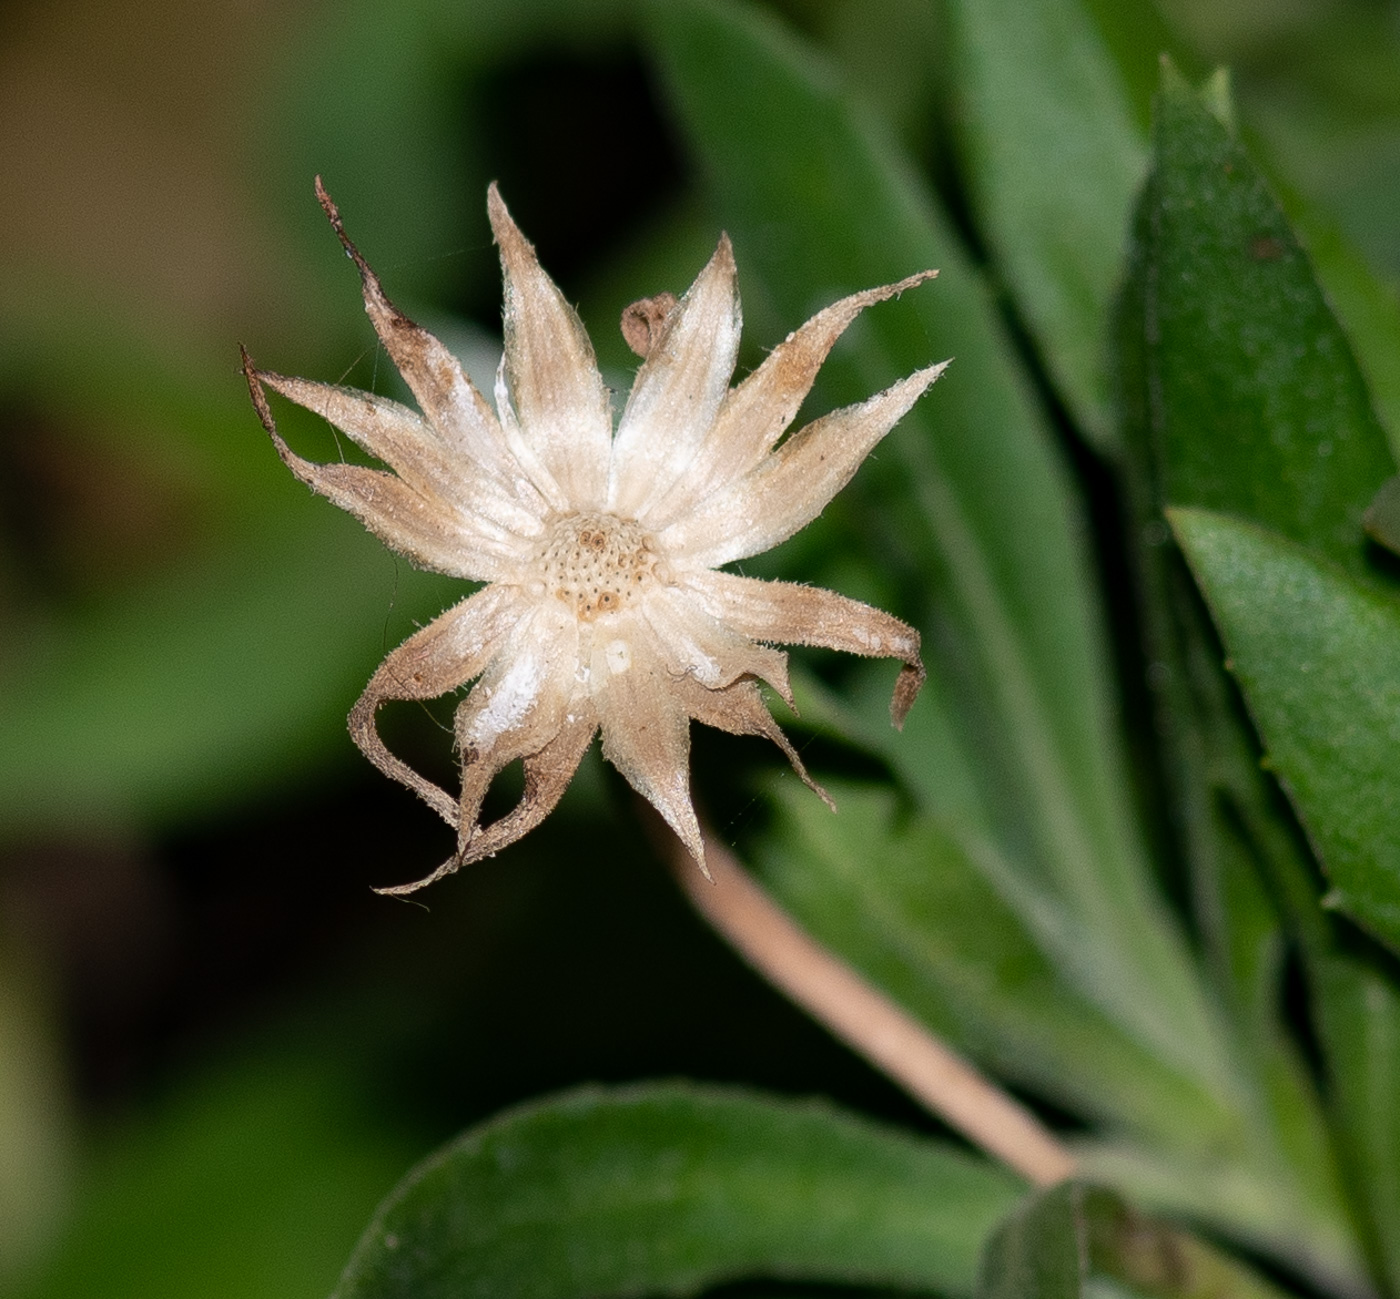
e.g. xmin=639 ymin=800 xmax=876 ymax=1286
xmin=679 ymin=572 xmax=926 ymax=728
xmin=246 ymin=179 xmax=946 ymax=892
xmin=620 ymin=292 xmax=679 ymax=360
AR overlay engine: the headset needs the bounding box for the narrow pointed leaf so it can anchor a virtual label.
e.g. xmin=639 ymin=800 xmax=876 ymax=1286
xmin=943 ymin=0 xmax=1146 ymax=448
xmin=1172 ymin=507 xmax=1400 ymax=955
xmin=1276 ymin=182 xmax=1400 ymax=465
xmin=1141 ymin=76 xmax=1394 ymax=574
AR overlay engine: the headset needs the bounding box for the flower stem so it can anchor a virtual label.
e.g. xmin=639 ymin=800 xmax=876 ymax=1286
xmin=671 ymin=824 xmax=1078 ymax=1188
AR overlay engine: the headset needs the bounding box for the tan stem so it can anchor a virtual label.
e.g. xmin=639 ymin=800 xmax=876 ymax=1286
xmin=672 ymin=825 xmax=1078 ymax=1188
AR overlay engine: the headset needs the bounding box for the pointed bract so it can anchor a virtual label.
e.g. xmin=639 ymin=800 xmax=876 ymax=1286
xmin=250 ymin=184 xmax=943 ymax=890
xmin=645 ymin=270 xmax=938 ymax=526
xmin=675 ymin=675 xmax=833 ymax=810
xmin=489 ymin=183 xmax=613 ymax=510
xmin=245 ymin=355 xmax=511 ymax=582
xmin=609 ymin=234 xmax=742 ymax=520
xmin=257 ymin=372 xmax=544 ymax=544
xmin=313 ymin=178 xmax=534 ymax=504
xmin=662 ymin=361 xmax=950 ymax=567
xmin=683 ymin=571 xmax=926 ymax=728
xmin=592 ymin=611 xmax=706 ymax=869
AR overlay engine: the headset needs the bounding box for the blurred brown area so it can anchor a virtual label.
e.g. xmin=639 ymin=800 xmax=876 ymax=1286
xmin=0 ymin=0 xmax=315 ymax=348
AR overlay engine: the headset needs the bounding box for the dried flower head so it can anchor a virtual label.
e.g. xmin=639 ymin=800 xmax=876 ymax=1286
xmin=244 ymin=180 xmax=946 ymax=894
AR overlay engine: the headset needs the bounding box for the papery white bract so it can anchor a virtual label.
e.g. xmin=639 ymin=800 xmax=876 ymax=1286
xmin=245 ymin=179 xmax=945 ymax=894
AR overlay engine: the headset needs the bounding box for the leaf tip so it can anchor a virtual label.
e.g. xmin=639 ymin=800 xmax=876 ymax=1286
xmin=1156 ymin=57 xmax=1235 ymax=133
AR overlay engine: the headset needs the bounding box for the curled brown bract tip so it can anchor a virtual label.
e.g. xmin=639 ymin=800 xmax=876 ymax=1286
xmin=621 ymin=292 xmax=679 ymax=360
xmin=373 ymin=711 xmax=599 ymax=896
xmin=348 ymin=686 xmax=458 ymax=828
xmin=891 ymin=659 xmax=926 ymax=730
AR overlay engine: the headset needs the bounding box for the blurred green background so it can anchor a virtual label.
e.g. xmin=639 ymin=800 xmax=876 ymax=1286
xmin=1 ymin=0 xmax=1398 ymax=1295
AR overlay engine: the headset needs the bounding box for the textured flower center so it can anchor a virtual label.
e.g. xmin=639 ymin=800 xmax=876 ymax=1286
xmin=539 ymin=512 xmax=659 ymax=621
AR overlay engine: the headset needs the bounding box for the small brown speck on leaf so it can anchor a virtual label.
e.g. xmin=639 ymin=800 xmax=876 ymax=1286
xmin=1249 ymin=234 xmax=1285 ymax=261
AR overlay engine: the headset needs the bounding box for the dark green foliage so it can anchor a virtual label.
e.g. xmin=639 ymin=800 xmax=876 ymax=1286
xmin=331 ymin=1084 xmax=1019 ymax=1299
xmin=979 ymin=1182 xmax=1285 ymax=1299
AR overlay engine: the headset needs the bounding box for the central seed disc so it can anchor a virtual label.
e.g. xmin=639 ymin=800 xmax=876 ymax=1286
xmin=539 ymin=512 xmax=658 ymax=621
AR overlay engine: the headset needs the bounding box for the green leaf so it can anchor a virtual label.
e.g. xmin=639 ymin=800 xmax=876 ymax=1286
xmin=645 ymin=0 xmax=1230 ymax=1105
xmin=1279 ymin=195 xmax=1400 ymax=466
xmin=755 ymin=776 xmax=1358 ymax=1284
xmin=331 ymin=1083 xmax=1020 ymax=1299
xmin=754 ymin=780 xmax=1236 ymax=1151
xmin=943 ymin=0 xmax=1147 ymax=448
xmin=979 ymin=1182 xmax=1286 ymax=1299
xmin=1314 ymin=956 xmax=1400 ymax=1293
xmin=1138 ymin=72 xmax=1394 ymax=576
xmin=1115 ymin=65 xmax=1378 ymax=1010
xmin=1169 ymin=504 xmax=1400 ymax=1295
xmin=1172 ymin=507 xmax=1400 ymax=954
xmin=1113 ymin=69 xmax=1369 ymax=1284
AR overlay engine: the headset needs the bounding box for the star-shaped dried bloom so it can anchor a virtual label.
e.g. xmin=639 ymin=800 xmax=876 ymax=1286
xmin=245 ymin=180 xmax=946 ymax=894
